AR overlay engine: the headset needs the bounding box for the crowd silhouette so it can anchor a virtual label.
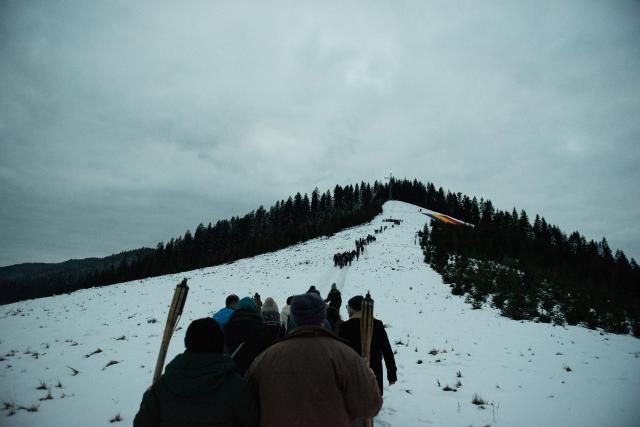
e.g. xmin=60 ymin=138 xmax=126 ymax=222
xmin=135 ymin=283 xmax=396 ymax=427
xmin=134 ymin=221 xmax=404 ymax=426
xmin=332 ymin=219 xmax=402 ymax=269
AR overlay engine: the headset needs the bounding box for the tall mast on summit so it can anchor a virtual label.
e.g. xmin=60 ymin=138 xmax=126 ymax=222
xmin=385 ymin=170 xmax=393 ymax=200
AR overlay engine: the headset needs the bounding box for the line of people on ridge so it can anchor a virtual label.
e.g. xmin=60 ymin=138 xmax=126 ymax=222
xmin=333 ymin=234 xmax=377 ymax=269
xmin=134 ymin=285 xmax=397 ymax=427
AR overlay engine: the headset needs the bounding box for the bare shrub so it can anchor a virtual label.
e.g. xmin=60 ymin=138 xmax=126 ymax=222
xmin=85 ymin=348 xmax=103 ymax=358
xmin=103 ymin=360 xmax=120 ymax=370
xmin=38 ymin=390 xmax=53 ymax=401
xmin=472 ymin=393 xmax=487 ymax=405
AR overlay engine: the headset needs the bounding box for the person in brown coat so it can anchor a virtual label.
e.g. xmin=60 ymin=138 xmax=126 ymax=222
xmin=247 ymin=293 xmax=382 ymax=427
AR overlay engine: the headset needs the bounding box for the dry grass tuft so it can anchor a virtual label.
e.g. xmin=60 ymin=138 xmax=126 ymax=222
xmin=103 ymin=360 xmax=120 ymax=370
xmin=38 ymin=390 xmax=53 ymax=401
xmin=472 ymin=393 xmax=487 ymax=405
xmin=84 ymin=348 xmax=103 ymax=358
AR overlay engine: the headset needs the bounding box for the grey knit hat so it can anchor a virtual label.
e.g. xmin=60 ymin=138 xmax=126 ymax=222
xmin=291 ymin=293 xmax=327 ymax=326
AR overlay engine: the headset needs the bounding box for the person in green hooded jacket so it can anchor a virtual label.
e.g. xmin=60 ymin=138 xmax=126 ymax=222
xmin=134 ymin=317 xmax=258 ymax=427
xmin=223 ymin=296 xmax=273 ymax=375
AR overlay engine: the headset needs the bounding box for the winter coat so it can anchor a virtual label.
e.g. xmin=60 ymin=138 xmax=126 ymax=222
xmin=327 ymin=307 xmax=344 ymax=336
xmin=261 ymin=310 xmax=281 ymax=341
xmin=223 ymin=309 xmax=273 ymax=375
xmin=281 ymin=316 xmax=333 ymax=335
xmin=212 ymin=307 xmax=235 ymax=327
xmin=338 ymin=317 xmax=397 ymax=396
xmin=280 ymin=305 xmax=291 ymax=331
xmin=247 ymin=325 xmax=382 ymax=427
xmin=324 ymin=288 xmax=342 ymax=310
xmin=133 ymin=352 xmax=258 ymax=427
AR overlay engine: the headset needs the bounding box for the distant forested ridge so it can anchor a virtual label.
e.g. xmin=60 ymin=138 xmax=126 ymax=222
xmin=2 ymin=177 xmax=638 ymax=332
xmin=0 ymin=182 xmax=385 ymax=304
xmin=0 ymin=249 xmax=154 ymax=304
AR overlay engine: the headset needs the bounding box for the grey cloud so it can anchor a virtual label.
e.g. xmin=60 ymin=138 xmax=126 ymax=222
xmin=1 ymin=0 xmax=639 ymax=266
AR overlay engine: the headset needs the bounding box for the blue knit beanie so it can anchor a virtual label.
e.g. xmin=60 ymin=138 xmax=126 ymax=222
xmin=237 ymin=296 xmax=258 ymax=313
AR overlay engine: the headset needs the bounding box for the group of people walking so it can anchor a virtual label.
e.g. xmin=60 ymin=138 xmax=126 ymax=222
xmin=333 ymin=234 xmax=378 ymax=269
xmin=134 ymin=284 xmax=397 ymax=427
xmin=382 ymin=218 xmax=402 ymax=226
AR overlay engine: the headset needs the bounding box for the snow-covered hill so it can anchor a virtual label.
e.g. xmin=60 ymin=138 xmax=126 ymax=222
xmin=1 ymin=201 xmax=639 ymax=426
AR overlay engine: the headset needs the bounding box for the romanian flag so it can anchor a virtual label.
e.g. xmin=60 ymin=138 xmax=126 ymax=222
xmin=423 ymin=213 xmax=466 ymax=225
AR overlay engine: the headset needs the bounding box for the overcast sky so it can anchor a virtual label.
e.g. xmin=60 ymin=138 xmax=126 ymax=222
xmin=1 ymin=0 xmax=639 ymax=267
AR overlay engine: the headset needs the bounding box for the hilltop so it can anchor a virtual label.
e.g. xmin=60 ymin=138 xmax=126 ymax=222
xmin=0 ymin=201 xmax=638 ymax=426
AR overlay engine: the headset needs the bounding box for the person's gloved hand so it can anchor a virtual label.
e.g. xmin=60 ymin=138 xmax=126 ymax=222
xmin=388 ymin=371 xmax=397 ymax=385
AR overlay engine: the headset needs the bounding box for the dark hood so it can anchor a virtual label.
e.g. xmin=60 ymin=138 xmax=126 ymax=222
xmin=162 ymin=352 xmax=237 ymax=397
xmin=229 ymin=309 xmax=263 ymax=323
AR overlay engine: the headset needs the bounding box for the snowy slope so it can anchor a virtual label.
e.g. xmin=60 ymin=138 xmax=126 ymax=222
xmin=1 ymin=201 xmax=639 ymax=426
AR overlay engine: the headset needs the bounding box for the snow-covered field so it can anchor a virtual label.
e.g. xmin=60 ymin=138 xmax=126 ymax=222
xmin=1 ymin=201 xmax=639 ymax=426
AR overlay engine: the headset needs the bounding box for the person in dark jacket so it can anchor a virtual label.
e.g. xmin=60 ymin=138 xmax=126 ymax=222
xmin=261 ymin=297 xmax=281 ymax=341
xmin=212 ymin=294 xmax=239 ymax=327
xmin=247 ymin=293 xmax=381 ymax=427
xmin=338 ymin=295 xmax=397 ymax=396
xmin=253 ymin=292 xmax=263 ymax=311
xmin=224 ymin=297 xmax=272 ymax=375
xmin=326 ymin=306 xmax=343 ymax=335
xmin=307 ymin=285 xmax=321 ymax=296
xmin=133 ymin=317 xmax=258 ymax=427
xmin=324 ymin=282 xmax=342 ymax=310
